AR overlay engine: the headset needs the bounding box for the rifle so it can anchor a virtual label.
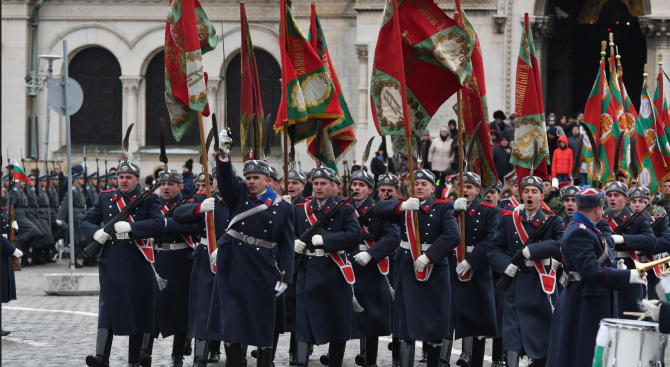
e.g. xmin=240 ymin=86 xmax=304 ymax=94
xmin=83 ymin=181 xmax=162 ymax=258
xmin=342 ymin=161 xmax=350 ymax=197
xmin=355 ymin=192 xmax=391 ymax=241
xmin=651 ymin=210 xmax=670 ymax=229
xmin=82 ymin=146 xmax=88 ymax=203
xmin=164 ymin=188 xmax=199 ymax=218
xmin=613 ymin=204 xmax=650 ymax=235
xmin=299 ymin=197 xmax=354 ymax=252
xmin=20 ymin=149 xmax=28 ymax=195
xmin=496 ymin=206 xmax=565 ymax=291
xmin=104 ymin=149 xmax=108 ymax=189
xmin=95 ymin=147 xmax=100 ymax=184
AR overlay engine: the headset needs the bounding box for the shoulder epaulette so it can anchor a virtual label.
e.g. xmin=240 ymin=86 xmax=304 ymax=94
xmin=296 ymin=203 xmax=306 ymax=207
xmin=101 ymin=189 xmax=114 ymax=193
xmin=194 ymin=193 xmax=206 ymax=196
xmin=502 ymin=210 xmax=513 ymax=216
xmin=434 ymin=199 xmax=452 ymax=203
xmin=343 ymin=203 xmax=351 ymax=207
xmin=186 ymin=199 xmax=195 ymax=202
xmin=480 ymin=202 xmax=495 ymax=208
xmin=1 ymin=207 xmax=5 ymax=211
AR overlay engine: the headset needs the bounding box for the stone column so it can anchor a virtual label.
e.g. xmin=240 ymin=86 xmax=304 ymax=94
xmin=120 ymin=76 xmax=142 ymax=155
xmin=640 ymin=17 xmax=670 ymax=93
xmin=354 ymin=43 xmax=369 ymax=131
xmin=529 ymin=16 xmax=555 ymax=105
xmin=206 ymin=77 xmax=222 ymax=140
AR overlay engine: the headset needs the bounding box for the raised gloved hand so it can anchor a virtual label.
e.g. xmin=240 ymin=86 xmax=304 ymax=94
xmin=210 ymin=248 xmax=218 ymax=266
xmin=399 ymin=198 xmax=420 ymax=212
xmin=312 ymin=235 xmax=324 ymax=246
xmin=294 ymin=240 xmax=306 ymax=254
xmin=612 ymin=234 xmax=625 ymax=244
xmin=275 ymin=281 xmax=289 ymax=297
xmin=414 ymin=254 xmax=431 ymax=272
xmin=629 ymin=270 xmax=647 ymax=285
xmin=617 ymin=259 xmax=627 ymax=269
xmin=453 ymin=198 xmax=467 ymax=212
xmin=219 ymin=129 xmax=232 ymax=157
xmin=504 ymin=263 xmax=519 ymax=278
xmin=93 ymin=229 xmax=111 ymax=244
xmin=283 ymin=195 xmax=292 ymax=202
xmin=642 ymin=299 xmax=662 ymax=321
xmin=12 ymin=248 xmax=23 ymax=258
xmin=455 ymin=260 xmax=472 ymax=277
xmin=354 ymin=252 xmax=373 ymax=266
xmin=114 ymin=222 xmax=132 ymax=234
xmin=11 ymin=221 xmax=19 ymax=231
xmin=56 ymin=220 xmax=63 ymax=226
xmin=199 ymin=198 xmax=216 ymax=213
xmin=522 ymin=247 xmax=531 ymax=259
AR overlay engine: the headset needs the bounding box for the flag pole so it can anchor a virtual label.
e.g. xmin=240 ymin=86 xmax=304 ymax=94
xmin=405 ymin=136 xmax=421 ymax=256
xmin=284 ymin=119 xmax=289 ymax=193
xmin=198 ymin=111 xmax=217 ymax=251
xmin=457 ymin=90 xmax=465 ymax=263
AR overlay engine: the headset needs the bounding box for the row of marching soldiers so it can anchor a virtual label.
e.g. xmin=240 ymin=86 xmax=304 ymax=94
xmin=77 ymin=126 xmax=669 ymax=367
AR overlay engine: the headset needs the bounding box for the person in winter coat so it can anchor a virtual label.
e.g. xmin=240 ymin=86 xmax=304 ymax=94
xmin=428 ymin=126 xmax=455 ymax=173
xmin=493 ymin=137 xmax=514 ymax=180
xmin=421 ymin=130 xmax=432 ymax=171
xmin=490 ymin=111 xmax=515 ymax=142
xmin=490 ymin=130 xmax=502 ymax=149
xmin=181 ymin=159 xmax=194 ymax=197
xmin=552 ymin=136 xmax=574 ymax=183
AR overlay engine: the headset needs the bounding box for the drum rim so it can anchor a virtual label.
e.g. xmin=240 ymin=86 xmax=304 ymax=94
xmin=600 ymin=318 xmax=659 ymax=331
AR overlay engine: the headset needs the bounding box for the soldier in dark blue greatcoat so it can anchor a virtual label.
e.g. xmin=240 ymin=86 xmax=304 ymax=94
xmin=2 ymin=183 xmax=23 ymax=336
xmin=443 ymin=172 xmax=498 ymax=367
xmin=81 ymin=161 xmax=165 ymax=367
xmin=483 ymin=180 xmax=505 ymax=367
xmin=547 ymin=188 xmax=644 ymax=367
xmin=375 ymin=168 xmax=460 ymax=367
xmin=209 ymin=129 xmax=294 ymax=367
xmin=292 ymin=166 xmax=362 ymax=367
xmin=602 ymin=181 xmax=656 ymax=318
xmin=138 ymin=169 xmax=200 ymax=367
xmin=487 ymin=175 xmax=564 ymax=367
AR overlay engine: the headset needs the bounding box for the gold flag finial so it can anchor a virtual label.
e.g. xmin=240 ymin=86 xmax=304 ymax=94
xmin=644 ymin=63 xmax=648 ymax=78
xmin=601 ymin=40 xmax=607 ymax=57
xmin=609 ymin=32 xmax=614 ymax=47
xmin=616 ymin=45 xmax=621 ymax=61
xmin=659 ymin=53 xmax=664 ymax=67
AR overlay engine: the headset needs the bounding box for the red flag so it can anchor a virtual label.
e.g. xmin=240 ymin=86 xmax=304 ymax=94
xmin=240 ymin=3 xmax=264 ymax=161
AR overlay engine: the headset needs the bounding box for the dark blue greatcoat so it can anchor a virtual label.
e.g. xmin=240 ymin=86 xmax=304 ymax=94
xmin=547 ymin=213 xmax=630 ymax=367
xmin=210 ymin=155 xmax=295 ymax=347
xmin=376 ymin=198 xmax=460 ymax=342
xmin=643 ymin=214 xmax=670 ymax=300
xmin=490 ymin=206 xmax=505 ymax=339
xmin=172 ymin=193 xmax=227 ymax=341
xmin=487 ymin=208 xmax=564 ymax=359
xmin=2 ymin=208 xmax=17 ymax=303
xmin=152 ymin=193 xmax=199 ymax=338
xmin=660 ymin=302 xmax=670 ymax=333
xmin=603 ymin=207 xmax=655 ymax=318
xmin=80 ymin=186 xmax=165 ymax=336
xmin=348 ymin=196 xmax=400 ymax=339
xmin=293 ymin=196 xmax=362 ymax=345
xmin=448 ymin=197 xmax=498 ymax=340
xmin=284 ymin=195 xmax=306 ymax=333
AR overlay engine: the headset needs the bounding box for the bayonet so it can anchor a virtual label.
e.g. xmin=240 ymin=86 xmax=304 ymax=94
xmin=83 ymin=145 xmax=88 ymax=202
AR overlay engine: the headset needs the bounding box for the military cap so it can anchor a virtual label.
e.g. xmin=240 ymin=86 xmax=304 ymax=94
xmin=351 ymin=169 xmax=374 ymax=188
xmin=311 ymin=167 xmax=335 ymax=182
xmin=288 ymin=169 xmax=307 ymax=184
xmin=457 ymin=172 xmax=482 ymax=188
xmin=490 ymin=180 xmax=503 ymax=194
xmin=628 ymin=186 xmax=651 ymax=201
xmin=520 ymin=175 xmax=544 ymax=193
xmin=560 ymin=185 xmax=581 ymax=199
xmin=2 ymin=173 xmax=8 ymax=182
xmin=49 ymin=173 xmax=59 ymax=180
xmin=243 ymin=160 xmax=271 ymax=177
xmin=576 ymin=188 xmax=606 ymax=208
xmin=414 ymin=168 xmax=436 ymax=185
xmin=377 ymin=172 xmax=400 ymax=188
xmin=39 ymin=174 xmax=47 ymax=180
xmin=158 ymin=169 xmax=183 ymax=184
xmin=87 ymin=172 xmax=98 ymax=180
xmin=71 ymin=171 xmax=83 ymax=179
xmin=194 ymin=171 xmax=212 ymax=183
xmin=106 ymin=171 xmax=117 ymax=179
xmin=116 ymin=162 xmax=140 ymax=177
xmin=27 ymin=173 xmax=35 ymax=180
xmin=605 ymin=181 xmax=628 ymax=197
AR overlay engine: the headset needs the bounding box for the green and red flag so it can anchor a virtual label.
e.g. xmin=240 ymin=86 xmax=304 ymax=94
xmin=614 ymin=53 xmax=633 ymax=181
xmin=654 ymin=66 xmax=670 ymax=159
xmin=370 ymin=0 xmax=473 ymax=156
xmin=453 ymin=0 xmax=498 ymax=193
xmin=164 ymin=0 xmax=218 ymax=141
xmin=240 ymin=3 xmax=264 ymax=160
xmin=606 ymin=40 xmax=626 ymax=182
xmin=510 ymin=14 xmax=549 ymax=183
xmin=12 ymin=161 xmax=30 ymax=184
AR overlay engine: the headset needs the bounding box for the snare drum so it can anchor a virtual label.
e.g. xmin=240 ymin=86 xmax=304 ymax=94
xmin=600 ymin=318 xmax=667 ymax=367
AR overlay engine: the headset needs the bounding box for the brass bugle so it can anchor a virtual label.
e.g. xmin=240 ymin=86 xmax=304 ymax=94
xmin=634 ymin=256 xmax=670 ymax=277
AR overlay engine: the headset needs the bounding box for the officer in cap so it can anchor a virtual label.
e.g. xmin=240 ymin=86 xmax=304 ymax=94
xmin=138 ymin=169 xmax=200 ymax=367
xmin=603 ymin=181 xmax=655 ymax=318
xmin=86 ymin=172 xmax=100 ymax=210
xmin=559 ymin=183 xmax=581 ymax=228
xmin=57 ymin=169 xmax=87 ymax=268
xmin=485 ymin=181 xmax=503 ymax=208
xmin=445 ymin=172 xmax=498 ymax=367
xmin=376 ymin=168 xmax=460 ymax=367
xmin=547 ymin=189 xmax=645 ymax=367
xmin=285 ymin=169 xmax=307 ymax=205
xmin=81 ymin=160 xmax=166 ymax=367
xmin=488 ymin=175 xmax=564 ymax=367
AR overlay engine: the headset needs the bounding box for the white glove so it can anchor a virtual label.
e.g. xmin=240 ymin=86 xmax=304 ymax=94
xmin=399 ymin=198 xmax=420 ymax=212
xmin=504 ymin=263 xmax=519 ymax=278
xmin=629 ymin=270 xmax=647 ymax=285
xmin=354 ymin=252 xmax=373 ymax=266
xmin=551 ymin=259 xmax=561 ymax=272
xmin=552 ymin=178 xmax=559 ymax=189
xmin=114 ymin=221 xmax=132 ymax=234
xmin=56 ymin=220 xmax=63 ymax=226
xmin=283 ymin=195 xmax=292 ymax=202
xmin=275 ymin=281 xmax=289 ymax=296
xmin=294 ymin=240 xmax=306 ymax=254
xmin=414 ymin=254 xmax=431 ymax=272
xmin=93 ymin=229 xmax=111 ymax=244
xmin=642 ymin=299 xmax=662 ymax=321
xmin=456 ymin=260 xmax=472 ymax=276
xmin=11 ymin=221 xmax=18 ymax=230
xmin=454 ymin=198 xmax=467 ymax=212
xmin=219 ymin=129 xmax=231 ymax=157
xmin=617 ymin=259 xmax=627 ymax=269
xmin=522 ymin=247 xmax=531 ymax=259
xmin=199 ymin=198 xmax=216 ymax=213
xmin=312 ymin=235 xmax=324 ymax=246
xmin=12 ymin=248 xmax=23 ymax=258
xmin=612 ymin=235 xmax=625 ymax=244
xmin=210 ymin=248 xmax=218 ymax=265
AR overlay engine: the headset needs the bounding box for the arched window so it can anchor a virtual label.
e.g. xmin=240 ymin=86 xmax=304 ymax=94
xmin=145 ymin=51 xmax=201 ymax=146
xmin=69 ymin=47 xmax=122 ymax=145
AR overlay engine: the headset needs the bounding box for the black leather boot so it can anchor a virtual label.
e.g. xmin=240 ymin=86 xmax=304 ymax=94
xmin=363 ymin=337 xmax=378 ymax=367
xmin=355 ymin=339 xmax=366 ymax=366
xmin=139 ymin=333 xmax=154 ymax=367
xmin=208 ymin=341 xmax=221 ymax=363
xmin=129 ymin=333 xmax=143 ymax=366
xmin=170 ymin=333 xmax=186 ymax=367
xmin=289 ymin=333 xmax=298 ymax=366
xmin=456 ymin=338 xmax=472 ymax=367
xmin=327 ymin=342 xmax=346 ymax=367
xmin=426 ymin=341 xmax=442 ymax=367
xmin=296 ymin=341 xmax=311 ymax=367
xmin=505 ymin=351 xmax=520 ymax=367
xmin=184 ymin=335 xmax=193 ymax=356
xmin=224 ymin=342 xmax=245 ymax=367
xmin=193 ymin=339 xmax=209 ymax=367
xmin=399 ymin=340 xmax=415 ymax=367
xmin=470 ymin=338 xmax=485 ymax=367
xmin=490 ymin=338 xmax=503 ymax=367
xmin=392 ymin=337 xmax=400 ymax=367
xmin=320 ymin=353 xmax=329 ymax=366
xmin=257 ymin=347 xmax=274 ymax=367
xmin=531 ymin=357 xmax=547 ymax=367
xmin=32 ymin=248 xmax=46 ymax=265
xmin=418 ymin=342 xmax=427 ymax=363
xmin=86 ymin=328 xmax=114 ymax=367
xmin=439 ymin=339 xmax=452 ymax=367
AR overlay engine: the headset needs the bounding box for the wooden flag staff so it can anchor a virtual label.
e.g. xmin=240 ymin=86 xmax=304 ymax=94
xmin=197 ymin=111 xmax=217 ymax=251
xmin=457 ymin=90 xmax=465 ymax=263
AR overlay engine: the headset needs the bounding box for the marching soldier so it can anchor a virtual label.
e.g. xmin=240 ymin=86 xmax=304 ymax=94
xmin=483 ymin=180 xmax=505 ymax=367
xmin=377 ymin=173 xmax=400 ymax=201
xmin=547 ymin=189 xmax=645 ymax=367
xmin=81 ymin=161 xmax=165 ymax=367
xmin=11 ymin=175 xmax=45 ymax=267
xmin=139 ymin=170 xmax=200 ymax=367
xmin=348 ymin=170 xmax=400 ymax=367
xmin=603 ymin=181 xmax=655 ymax=318
xmin=487 ymin=175 xmax=564 ymax=367
xmin=210 ymin=130 xmax=294 ymax=367
xmin=445 ymin=173 xmax=498 ymax=367
xmin=286 ymin=169 xmax=307 ymax=205
xmin=376 ymin=168 xmax=460 ymax=367
xmin=484 ymin=181 xmax=502 ymax=207
xmin=292 ymin=166 xmax=362 ymax=367
xmin=86 ymin=172 xmax=100 ymax=210
xmin=559 ymin=184 xmax=580 ymax=228
xmin=498 ymin=177 xmax=519 ymax=209
xmin=35 ymin=174 xmax=56 ymax=264
xmin=58 ymin=169 xmax=88 ymax=268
